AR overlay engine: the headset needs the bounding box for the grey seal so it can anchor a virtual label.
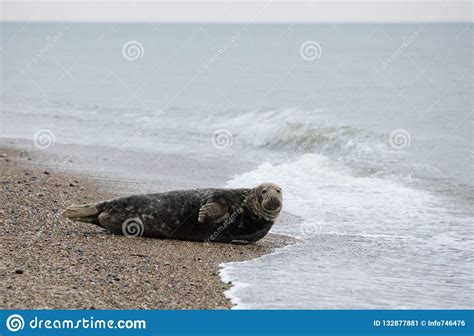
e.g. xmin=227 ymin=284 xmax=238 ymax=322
xmin=63 ymin=182 xmax=283 ymax=244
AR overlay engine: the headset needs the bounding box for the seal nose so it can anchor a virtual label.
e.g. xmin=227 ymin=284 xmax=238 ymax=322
xmin=265 ymin=197 xmax=281 ymax=211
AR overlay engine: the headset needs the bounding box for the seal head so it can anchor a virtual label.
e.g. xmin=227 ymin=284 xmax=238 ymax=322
xmin=249 ymin=182 xmax=283 ymax=222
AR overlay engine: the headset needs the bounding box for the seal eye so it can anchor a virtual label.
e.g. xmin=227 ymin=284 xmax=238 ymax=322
xmin=276 ymin=189 xmax=281 ymax=194
xmin=261 ymin=189 xmax=267 ymax=194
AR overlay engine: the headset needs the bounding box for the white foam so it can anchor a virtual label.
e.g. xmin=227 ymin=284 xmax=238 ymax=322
xmin=220 ymin=153 xmax=473 ymax=309
xmin=219 ymin=242 xmax=302 ymax=310
xmin=219 ymin=264 xmax=251 ymax=310
xmin=226 ymin=153 xmax=451 ymax=238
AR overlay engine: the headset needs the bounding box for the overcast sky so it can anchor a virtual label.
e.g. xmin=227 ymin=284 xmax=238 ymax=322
xmin=1 ymin=1 xmax=472 ymax=22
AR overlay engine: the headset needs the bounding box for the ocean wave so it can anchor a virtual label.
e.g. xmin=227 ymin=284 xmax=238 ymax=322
xmin=213 ymin=108 xmax=388 ymax=159
xmin=226 ymin=153 xmax=470 ymax=238
xmin=223 ymin=153 xmax=473 ymax=309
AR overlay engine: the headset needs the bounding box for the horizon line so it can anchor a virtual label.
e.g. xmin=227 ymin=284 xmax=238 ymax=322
xmin=1 ymin=20 xmax=472 ymax=24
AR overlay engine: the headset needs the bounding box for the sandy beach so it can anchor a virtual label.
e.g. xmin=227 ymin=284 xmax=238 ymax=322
xmin=0 ymin=143 xmax=291 ymax=309
xmin=1 ymin=21 xmax=471 ymax=310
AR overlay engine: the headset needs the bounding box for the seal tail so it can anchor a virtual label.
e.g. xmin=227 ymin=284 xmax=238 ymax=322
xmin=62 ymin=201 xmax=105 ymax=225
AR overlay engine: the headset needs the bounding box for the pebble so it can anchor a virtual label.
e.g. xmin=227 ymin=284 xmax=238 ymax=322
xmin=1 ymin=147 xmax=289 ymax=309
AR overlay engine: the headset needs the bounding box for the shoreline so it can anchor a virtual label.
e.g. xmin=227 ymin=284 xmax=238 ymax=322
xmin=0 ymin=142 xmax=293 ymax=309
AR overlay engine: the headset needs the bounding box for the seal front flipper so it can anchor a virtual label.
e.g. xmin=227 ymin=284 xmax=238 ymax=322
xmin=198 ymin=202 xmax=230 ymax=223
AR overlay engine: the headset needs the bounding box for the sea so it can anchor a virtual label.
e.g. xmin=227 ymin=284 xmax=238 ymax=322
xmin=1 ymin=22 xmax=472 ymax=308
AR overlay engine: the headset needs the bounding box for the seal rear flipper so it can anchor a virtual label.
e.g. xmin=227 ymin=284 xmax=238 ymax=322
xmin=198 ymin=202 xmax=230 ymax=223
xmin=62 ymin=202 xmax=104 ymax=225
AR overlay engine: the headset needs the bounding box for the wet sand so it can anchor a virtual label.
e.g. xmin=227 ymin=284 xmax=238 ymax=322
xmin=0 ymin=145 xmax=291 ymax=309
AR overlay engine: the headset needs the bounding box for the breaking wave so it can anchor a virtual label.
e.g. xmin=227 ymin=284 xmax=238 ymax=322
xmin=212 ymin=108 xmax=390 ymax=160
